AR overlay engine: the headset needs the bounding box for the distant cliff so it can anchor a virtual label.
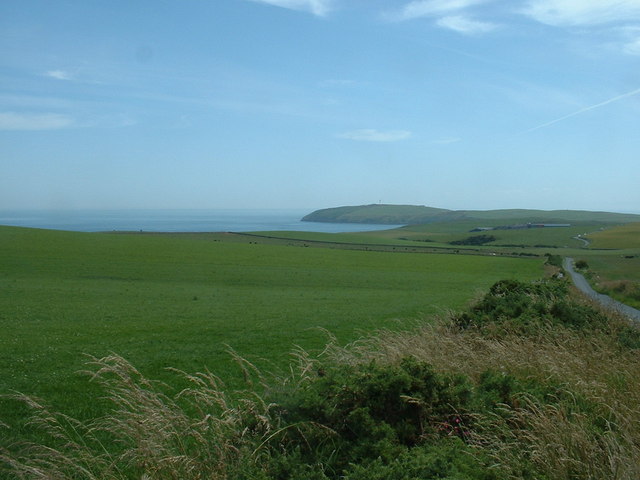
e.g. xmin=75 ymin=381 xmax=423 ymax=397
xmin=302 ymin=204 xmax=640 ymax=225
xmin=301 ymin=204 xmax=453 ymax=224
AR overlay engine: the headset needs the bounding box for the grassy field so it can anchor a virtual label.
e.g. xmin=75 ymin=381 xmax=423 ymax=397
xmin=571 ymin=223 xmax=640 ymax=308
xmin=254 ymin=218 xmax=640 ymax=308
xmin=577 ymin=253 xmax=640 ymax=309
xmin=255 ymin=221 xmax=605 ymax=251
xmin=0 ymin=226 xmax=543 ymax=446
xmin=4 ymin=219 xmax=640 ymax=479
xmin=4 ymin=276 xmax=640 ymax=479
xmin=586 ymin=222 xmax=640 ymax=249
xmin=383 ymin=222 xmax=593 ymax=249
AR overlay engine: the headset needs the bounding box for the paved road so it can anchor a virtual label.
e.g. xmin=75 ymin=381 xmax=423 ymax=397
xmin=572 ymin=236 xmax=590 ymax=248
xmin=563 ymin=257 xmax=640 ymax=322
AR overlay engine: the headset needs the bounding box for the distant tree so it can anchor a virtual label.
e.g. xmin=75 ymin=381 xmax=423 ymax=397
xmin=544 ymin=253 xmax=562 ymax=268
xmin=575 ymin=259 xmax=589 ymax=270
xmin=450 ymin=235 xmax=496 ymax=246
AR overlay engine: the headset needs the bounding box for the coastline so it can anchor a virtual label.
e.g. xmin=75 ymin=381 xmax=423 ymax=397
xmin=0 ymin=209 xmax=398 ymax=234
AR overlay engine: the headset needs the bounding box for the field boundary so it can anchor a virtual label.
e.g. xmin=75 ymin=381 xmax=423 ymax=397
xmin=228 ymin=231 xmax=534 ymax=257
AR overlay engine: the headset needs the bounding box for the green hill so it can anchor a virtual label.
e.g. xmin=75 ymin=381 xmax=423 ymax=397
xmin=301 ymin=204 xmax=451 ymax=225
xmin=303 ymin=204 xmax=640 ymax=225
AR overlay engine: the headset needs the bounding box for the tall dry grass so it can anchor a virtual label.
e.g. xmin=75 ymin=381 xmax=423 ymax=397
xmin=322 ymin=309 xmax=640 ymax=480
xmin=477 ymin=393 xmax=640 ymax=480
xmin=1 ymin=354 xmax=285 ymax=480
xmin=596 ymin=279 xmax=640 ymax=308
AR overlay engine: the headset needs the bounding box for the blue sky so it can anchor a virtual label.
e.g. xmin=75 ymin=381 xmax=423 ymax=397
xmin=1 ymin=0 xmax=639 ymax=213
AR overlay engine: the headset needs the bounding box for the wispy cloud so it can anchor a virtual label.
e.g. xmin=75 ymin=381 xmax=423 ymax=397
xmin=338 ymin=129 xmax=412 ymax=142
xmin=386 ymin=0 xmax=498 ymax=35
xmin=522 ymin=0 xmax=640 ymax=27
xmin=521 ymin=1 xmax=640 ymax=55
xmin=246 ymin=0 xmax=333 ymax=16
xmin=624 ymin=37 xmax=640 ymax=55
xmin=437 ymin=15 xmax=497 ymax=34
xmin=523 ymin=86 xmax=640 ymax=133
xmin=0 ymin=112 xmax=74 ymax=130
xmin=388 ymin=0 xmax=492 ymax=21
xmin=45 ymin=70 xmax=73 ymax=81
xmin=618 ymin=26 xmax=640 ymax=55
xmin=390 ymin=1 xmax=640 ymax=44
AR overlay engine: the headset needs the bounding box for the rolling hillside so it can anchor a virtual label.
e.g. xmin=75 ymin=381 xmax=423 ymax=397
xmin=302 ymin=204 xmax=640 ymax=225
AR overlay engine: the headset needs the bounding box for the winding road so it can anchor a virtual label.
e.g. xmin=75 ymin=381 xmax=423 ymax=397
xmin=563 ymin=257 xmax=640 ymax=322
xmin=572 ymin=236 xmax=590 ymax=248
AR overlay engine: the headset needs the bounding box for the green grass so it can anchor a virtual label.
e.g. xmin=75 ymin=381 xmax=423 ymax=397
xmin=3 ymin=220 xmax=640 ymax=479
xmin=389 ymin=223 xmax=592 ymax=249
xmin=0 ymin=226 xmax=543 ymax=444
xmin=585 ymin=254 xmax=640 ymax=283
xmin=275 ymin=220 xmax=608 ymax=250
xmin=459 ymin=208 xmax=640 ymax=223
xmin=246 ymin=230 xmax=413 ymax=246
xmin=558 ymin=223 xmax=640 ymax=307
xmin=248 ymin=223 xmax=590 ymax=251
xmin=586 ymin=222 xmax=640 ymax=249
xmin=4 ymin=278 xmax=640 ymax=479
xmin=578 ymin=253 xmax=640 ymax=309
xmin=251 ymin=220 xmax=640 ymax=309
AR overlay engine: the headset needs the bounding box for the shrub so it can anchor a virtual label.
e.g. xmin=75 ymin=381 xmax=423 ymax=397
xmin=575 ymin=259 xmax=589 ymax=269
xmin=544 ymin=253 xmax=563 ymax=268
xmin=343 ymin=438 xmax=504 ymax=480
xmin=268 ymin=358 xmax=477 ymax=474
xmin=453 ymin=279 xmax=612 ymax=333
xmin=450 ymin=235 xmax=496 ymax=246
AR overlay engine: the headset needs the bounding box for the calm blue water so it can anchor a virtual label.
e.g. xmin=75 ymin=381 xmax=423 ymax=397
xmin=0 ymin=209 xmax=403 ymax=233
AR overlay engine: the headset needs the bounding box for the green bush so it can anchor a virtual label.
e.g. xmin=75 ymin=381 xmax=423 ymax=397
xmin=343 ymin=438 xmax=504 ymax=480
xmin=265 ymin=358 xmax=481 ymax=477
xmin=262 ymin=354 xmax=586 ymax=479
xmin=544 ymin=253 xmax=563 ymax=268
xmin=454 ymin=279 xmax=612 ymax=333
xmin=294 ymin=360 xmax=467 ymax=431
xmin=450 ymin=235 xmax=496 ymax=246
xmin=575 ymin=259 xmax=589 ymax=269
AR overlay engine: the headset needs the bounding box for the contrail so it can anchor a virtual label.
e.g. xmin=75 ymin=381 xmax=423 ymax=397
xmin=524 ymin=86 xmax=640 ymax=133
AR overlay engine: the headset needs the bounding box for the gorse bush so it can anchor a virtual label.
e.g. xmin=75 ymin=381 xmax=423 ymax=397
xmin=575 ymin=259 xmax=589 ymax=270
xmin=285 ymin=358 xmax=472 ymax=445
xmin=453 ymin=278 xmax=640 ymax=351
xmin=544 ymin=253 xmax=563 ymax=268
xmin=257 ymin=358 xmax=510 ymax=480
xmin=269 ymin=358 xmax=480 ymax=477
xmin=3 ymin=278 xmax=640 ymax=479
xmin=454 ymin=279 xmax=616 ymax=332
xmin=342 ymin=439 xmax=500 ymax=480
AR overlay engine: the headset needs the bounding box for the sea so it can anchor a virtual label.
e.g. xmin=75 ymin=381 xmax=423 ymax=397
xmin=0 ymin=209 xmax=403 ymax=233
